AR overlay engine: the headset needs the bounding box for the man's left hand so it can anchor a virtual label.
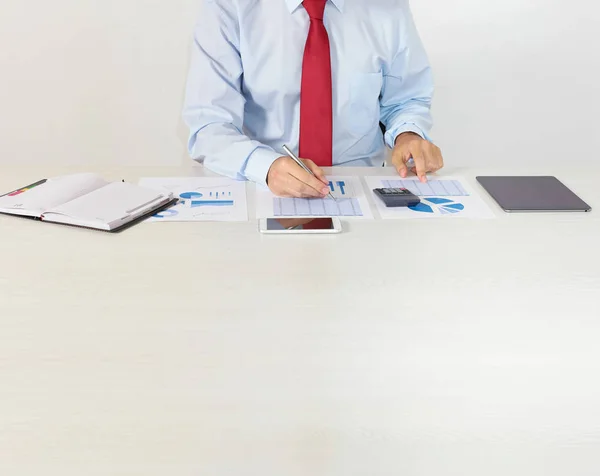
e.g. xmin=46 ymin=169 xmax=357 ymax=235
xmin=392 ymin=132 xmax=444 ymax=183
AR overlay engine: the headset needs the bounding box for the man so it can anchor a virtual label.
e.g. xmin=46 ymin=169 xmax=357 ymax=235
xmin=183 ymin=0 xmax=443 ymax=198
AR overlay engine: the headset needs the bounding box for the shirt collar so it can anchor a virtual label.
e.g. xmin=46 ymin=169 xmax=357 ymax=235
xmin=285 ymin=0 xmax=345 ymax=14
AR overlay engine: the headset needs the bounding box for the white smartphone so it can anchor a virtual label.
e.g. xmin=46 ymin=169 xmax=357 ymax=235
xmin=259 ymin=217 xmax=343 ymax=234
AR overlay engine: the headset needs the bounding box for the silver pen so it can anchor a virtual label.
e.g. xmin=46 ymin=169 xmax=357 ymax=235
xmin=282 ymin=144 xmax=336 ymax=200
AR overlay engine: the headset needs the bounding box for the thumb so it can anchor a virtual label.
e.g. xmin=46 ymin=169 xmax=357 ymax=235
xmin=303 ymin=159 xmax=329 ymax=185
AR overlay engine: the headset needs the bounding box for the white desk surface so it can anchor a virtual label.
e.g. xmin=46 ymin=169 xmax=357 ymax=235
xmin=1 ymin=165 xmax=599 ymax=476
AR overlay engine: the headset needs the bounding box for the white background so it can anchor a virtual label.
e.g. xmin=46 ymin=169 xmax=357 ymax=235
xmin=0 ymin=0 xmax=598 ymax=166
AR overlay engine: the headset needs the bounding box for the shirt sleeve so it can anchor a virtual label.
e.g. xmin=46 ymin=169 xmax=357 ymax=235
xmin=182 ymin=0 xmax=281 ymax=186
xmin=380 ymin=3 xmax=435 ymax=148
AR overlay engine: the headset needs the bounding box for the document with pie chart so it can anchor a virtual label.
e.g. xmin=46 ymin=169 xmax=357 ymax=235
xmin=138 ymin=177 xmax=248 ymax=222
xmin=364 ymin=176 xmax=495 ymax=220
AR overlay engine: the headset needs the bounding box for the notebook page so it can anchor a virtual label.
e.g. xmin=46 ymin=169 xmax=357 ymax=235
xmin=42 ymin=182 xmax=170 ymax=229
xmin=0 ymin=173 xmax=109 ymax=217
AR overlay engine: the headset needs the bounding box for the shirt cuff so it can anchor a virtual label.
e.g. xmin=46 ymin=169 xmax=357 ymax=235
xmin=384 ymin=123 xmax=432 ymax=149
xmin=243 ymin=147 xmax=283 ymax=187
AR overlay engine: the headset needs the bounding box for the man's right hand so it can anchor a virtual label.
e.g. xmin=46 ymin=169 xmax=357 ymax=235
xmin=267 ymin=157 xmax=330 ymax=198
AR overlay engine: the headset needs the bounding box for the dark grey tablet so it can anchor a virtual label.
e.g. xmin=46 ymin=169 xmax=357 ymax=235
xmin=476 ymin=176 xmax=591 ymax=212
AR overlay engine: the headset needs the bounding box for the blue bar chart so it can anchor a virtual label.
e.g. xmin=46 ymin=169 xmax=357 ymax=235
xmin=180 ymin=191 xmax=234 ymax=207
xmin=139 ymin=177 xmax=248 ymax=222
xmin=328 ymin=181 xmax=347 ymax=195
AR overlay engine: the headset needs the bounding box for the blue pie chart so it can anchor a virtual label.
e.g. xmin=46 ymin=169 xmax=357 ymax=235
xmin=410 ymin=197 xmax=465 ymax=215
xmin=154 ymin=209 xmax=179 ymax=218
xmin=180 ymin=192 xmax=203 ymax=199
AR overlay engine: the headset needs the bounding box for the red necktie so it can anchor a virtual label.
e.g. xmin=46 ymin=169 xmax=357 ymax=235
xmin=299 ymin=0 xmax=333 ymax=167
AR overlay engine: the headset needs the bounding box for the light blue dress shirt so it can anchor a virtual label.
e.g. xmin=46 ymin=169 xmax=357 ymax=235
xmin=183 ymin=0 xmax=434 ymax=186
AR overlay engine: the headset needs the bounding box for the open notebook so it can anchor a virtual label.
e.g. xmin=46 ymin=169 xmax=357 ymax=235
xmin=0 ymin=173 xmax=175 ymax=232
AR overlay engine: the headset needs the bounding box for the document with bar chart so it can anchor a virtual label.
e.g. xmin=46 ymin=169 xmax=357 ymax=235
xmin=256 ymin=176 xmax=373 ymax=219
xmin=138 ymin=177 xmax=248 ymax=222
xmin=364 ymin=176 xmax=495 ymax=220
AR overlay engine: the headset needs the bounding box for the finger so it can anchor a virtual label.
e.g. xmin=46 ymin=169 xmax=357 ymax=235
xmin=286 ymin=180 xmax=321 ymax=198
xmin=275 ymin=158 xmax=326 ymax=197
xmin=420 ymin=144 xmax=436 ymax=174
xmin=422 ymin=143 xmax=442 ymax=174
xmin=284 ymin=172 xmax=327 ymax=198
xmin=435 ymin=147 xmax=444 ymax=171
xmin=303 ymin=159 xmax=329 ymax=185
xmin=411 ymin=148 xmax=428 ymax=183
xmin=288 ymin=166 xmax=330 ymax=197
xmin=392 ymin=149 xmax=409 ymax=178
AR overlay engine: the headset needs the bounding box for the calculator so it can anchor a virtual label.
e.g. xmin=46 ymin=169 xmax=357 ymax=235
xmin=373 ymin=188 xmax=421 ymax=208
